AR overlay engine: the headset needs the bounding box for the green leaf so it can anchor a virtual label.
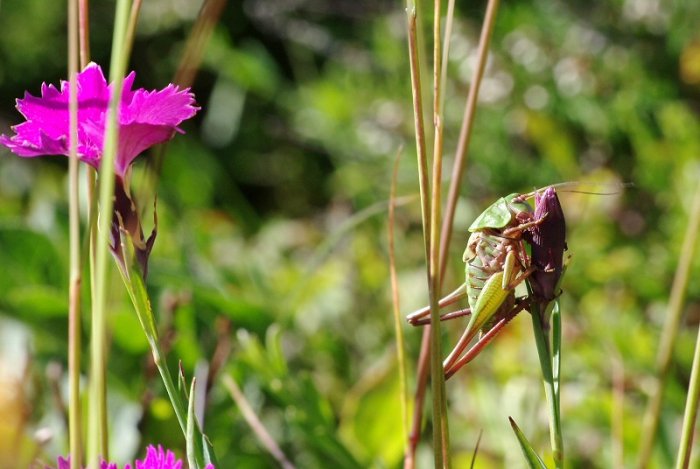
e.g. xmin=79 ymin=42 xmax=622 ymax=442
xmin=186 ymin=378 xmax=199 ymax=469
xmin=509 ymin=417 xmax=548 ymax=469
xmin=185 ymin=377 xmax=219 ymax=469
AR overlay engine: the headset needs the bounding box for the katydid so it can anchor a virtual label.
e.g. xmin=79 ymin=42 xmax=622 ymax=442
xmin=442 ymin=192 xmax=545 ymax=373
xmin=407 ymin=192 xmax=542 ymax=325
xmin=407 ymin=183 xmax=621 ymax=378
xmin=462 ymin=193 xmax=542 ymax=335
xmin=407 ymin=186 xmax=568 ymax=378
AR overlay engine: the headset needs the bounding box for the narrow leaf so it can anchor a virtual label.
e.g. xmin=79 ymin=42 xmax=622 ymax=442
xmin=178 ymin=361 xmax=189 ymax=399
xmin=509 ymin=417 xmax=548 ymax=469
xmin=187 ymin=377 xmax=199 ymax=469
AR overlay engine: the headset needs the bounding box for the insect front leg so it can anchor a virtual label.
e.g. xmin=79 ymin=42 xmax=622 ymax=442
xmin=502 ymin=213 xmax=548 ymax=237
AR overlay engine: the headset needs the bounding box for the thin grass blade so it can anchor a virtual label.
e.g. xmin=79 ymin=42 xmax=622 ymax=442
xmin=509 ymin=417 xmax=548 ymax=469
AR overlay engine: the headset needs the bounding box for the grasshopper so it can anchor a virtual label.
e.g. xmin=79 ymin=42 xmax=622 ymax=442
xmin=441 ymin=192 xmax=548 ymax=375
xmin=407 ymin=187 xmax=566 ymax=378
xmin=407 ymin=183 xmax=621 ymax=378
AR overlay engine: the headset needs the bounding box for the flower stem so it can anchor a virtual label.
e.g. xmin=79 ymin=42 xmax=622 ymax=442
xmin=116 ymin=262 xmax=212 ymax=469
xmin=529 ymin=301 xmax=563 ymax=468
xmin=67 ymin=1 xmax=83 ymax=467
xmin=87 ymin=0 xmax=132 ymax=466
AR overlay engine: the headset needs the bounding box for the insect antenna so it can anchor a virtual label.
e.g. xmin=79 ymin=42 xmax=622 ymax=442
xmin=522 ymin=181 xmax=633 ymax=199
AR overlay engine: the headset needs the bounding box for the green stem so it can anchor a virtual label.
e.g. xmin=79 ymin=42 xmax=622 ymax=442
xmin=123 ymin=0 xmax=143 ymax=61
xmin=673 ymin=180 xmax=700 ymax=469
xmin=116 ymin=262 xmax=209 ymax=468
xmin=639 ymin=177 xmax=700 ymax=468
xmin=430 ymin=0 xmax=450 ymax=464
xmin=87 ymin=0 xmax=132 ymax=466
xmin=406 ymin=4 xmax=446 ymax=467
xmin=78 ymin=0 xmax=90 ymax=68
xmin=675 ymin=318 xmax=700 ymax=469
xmin=67 ymin=1 xmax=82 ymax=467
xmin=529 ymin=302 xmax=563 ymax=468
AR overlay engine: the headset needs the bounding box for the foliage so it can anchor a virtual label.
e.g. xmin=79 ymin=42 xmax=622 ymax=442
xmin=0 ymin=0 xmax=699 ymax=467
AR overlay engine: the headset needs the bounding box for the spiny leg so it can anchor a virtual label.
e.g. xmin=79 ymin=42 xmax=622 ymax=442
xmin=406 ymin=283 xmax=467 ymax=325
xmin=410 ymin=307 xmax=472 ymax=326
xmin=444 ymin=300 xmax=528 ymax=379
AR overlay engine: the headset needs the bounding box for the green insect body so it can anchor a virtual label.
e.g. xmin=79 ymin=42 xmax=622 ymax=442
xmin=462 ymin=193 xmax=537 ymax=338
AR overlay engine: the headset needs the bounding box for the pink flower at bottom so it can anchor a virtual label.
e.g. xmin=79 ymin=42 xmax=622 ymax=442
xmin=52 ymin=445 xmax=214 ymax=469
xmin=125 ymin=445 xmax=181 ymax=469
xmin=0 ymin=62 xmax=198 ymax=177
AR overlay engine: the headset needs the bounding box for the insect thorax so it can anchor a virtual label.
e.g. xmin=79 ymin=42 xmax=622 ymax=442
xmin=464 ymin=231 xmax=520 ymax=311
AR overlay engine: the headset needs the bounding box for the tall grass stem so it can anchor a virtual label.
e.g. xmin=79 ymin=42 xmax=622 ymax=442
xmin=123 ymin=0 xmax=143 ymax=60
xmin=672 ymin=178 xmax=700 ymax=469
xmin=639 ymin=176 xmax=700 ymax=468
xmin=78 ymin=0 xmax=90 ymax=68
xmin=67 ymin=1 xmax=82 ymax=467
xmin=87 ymin=0 xmax=132 ymax=466
xmin=676 ymin=315 xmax=700 ymax=468
xmin=429 ymin=0 xmax=451 ymax=464
xmin=406 ymin=4 xmax=444 ymax=467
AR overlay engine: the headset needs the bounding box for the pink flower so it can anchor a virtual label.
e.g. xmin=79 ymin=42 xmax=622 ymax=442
xmin=1 ymin=62 xmax=198 ymax=177
xmin=125 ymin=445 xmax=182 ymax=469
xmin=51 ymin=445 xmax=215 ymax=469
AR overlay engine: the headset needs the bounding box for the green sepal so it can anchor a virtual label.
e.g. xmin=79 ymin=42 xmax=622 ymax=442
xmin=509 ymin=417 xmax=548 ymax=469
xmin=116 ymin=227 xmax=159 ymax=345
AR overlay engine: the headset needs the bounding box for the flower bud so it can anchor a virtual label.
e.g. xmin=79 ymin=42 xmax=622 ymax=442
xmin=110 ymin=177 xmax=156 ymax=278
xmin=528 ymin=187 xmax=566 ymax=304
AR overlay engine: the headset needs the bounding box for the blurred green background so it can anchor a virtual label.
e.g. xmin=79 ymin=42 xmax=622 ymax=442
xmin=1 ymin=0 xmax=699 ymax=467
